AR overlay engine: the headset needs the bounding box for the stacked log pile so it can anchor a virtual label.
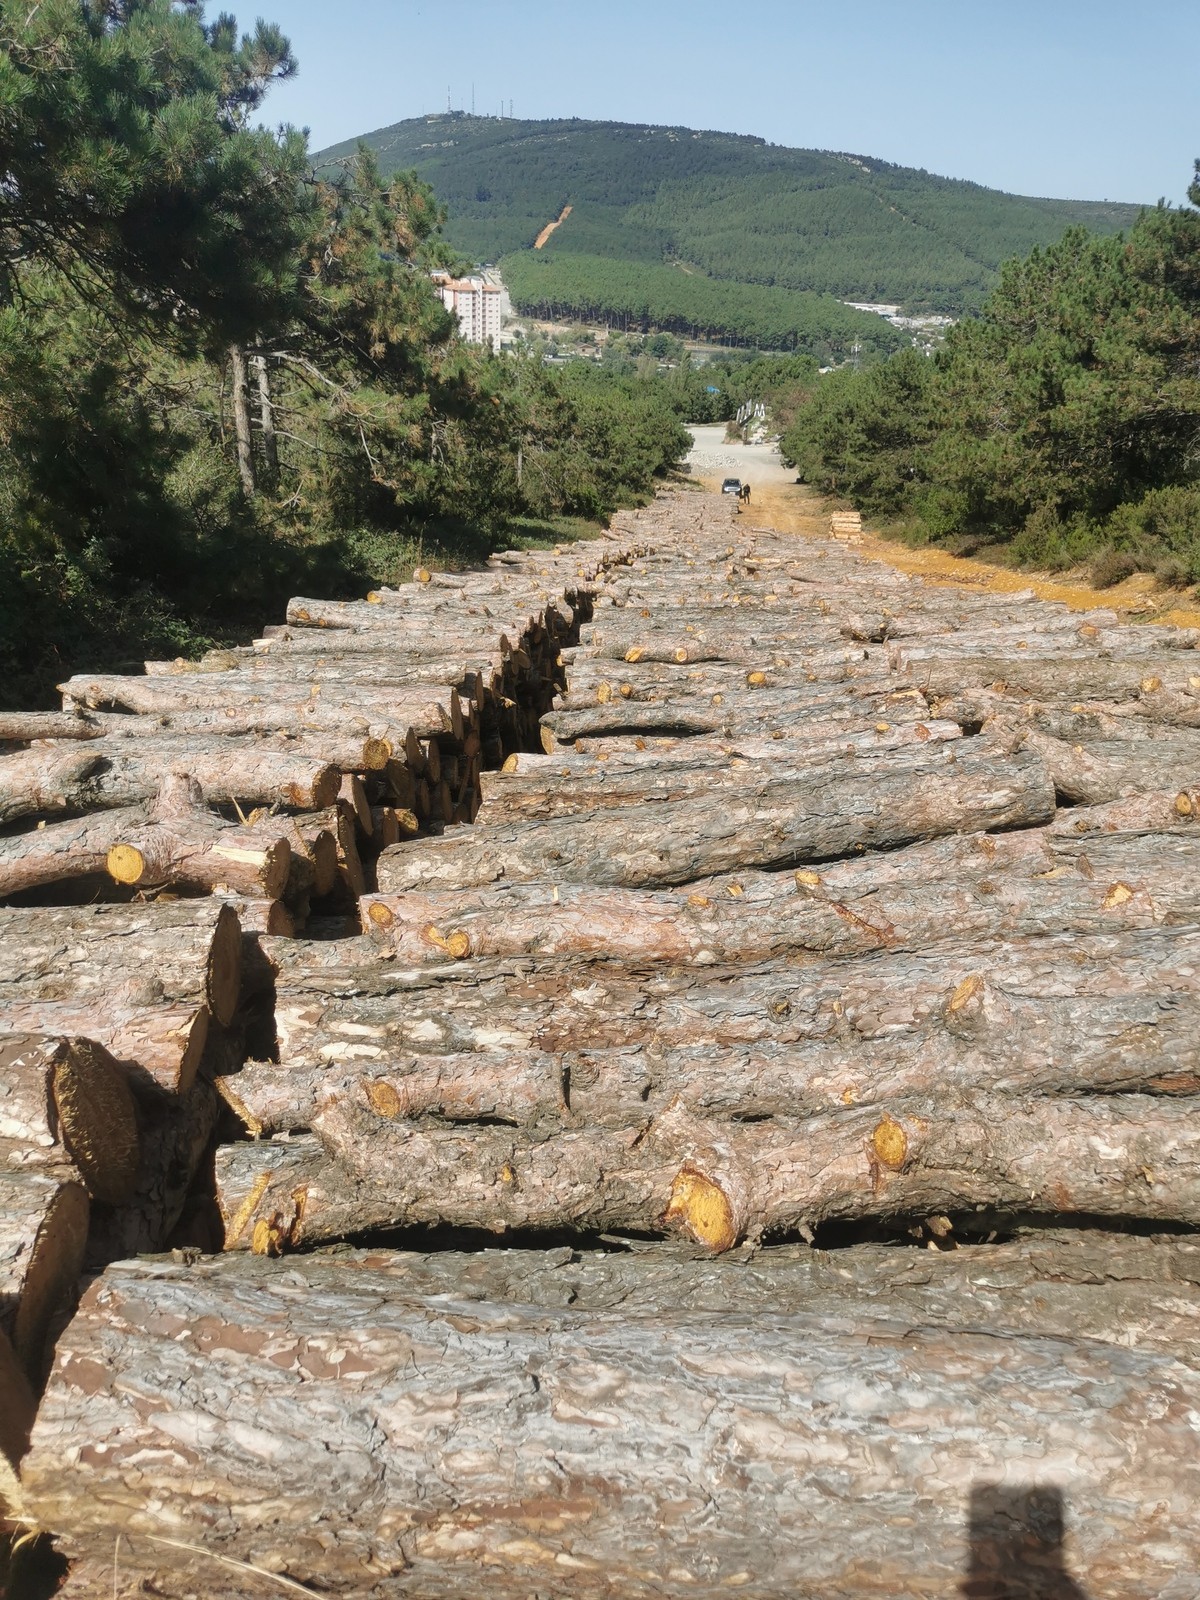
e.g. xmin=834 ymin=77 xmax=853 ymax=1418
xmin=9 ymin=489 xmax=1200 ymax=1595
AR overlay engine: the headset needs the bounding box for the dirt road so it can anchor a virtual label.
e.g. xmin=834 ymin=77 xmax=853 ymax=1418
xmin=686 ymin=423 xmax=1200 ymax=629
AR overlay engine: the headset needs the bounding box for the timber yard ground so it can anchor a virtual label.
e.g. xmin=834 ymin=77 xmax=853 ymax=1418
xmin=686 ymin=424 xmax=1200 ymax=631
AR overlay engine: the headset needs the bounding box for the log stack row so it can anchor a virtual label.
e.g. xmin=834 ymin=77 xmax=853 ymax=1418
xmin=0 ymin=529 xmax=637 ymax=1559
xmin=10 ymin=488 xmax=1200 ymax=1596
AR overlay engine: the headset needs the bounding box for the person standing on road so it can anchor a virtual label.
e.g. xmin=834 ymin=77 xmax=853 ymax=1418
xmin=740 ymin=482 xmax=752 ymax=507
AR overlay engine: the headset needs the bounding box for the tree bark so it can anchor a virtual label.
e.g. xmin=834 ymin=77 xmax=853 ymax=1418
xmin=376 ymin=750 xmax=1056 ymax=892
xmin=0 ymin=806 xmax=141 ymax=900
xmin=0 ymin=897 xmax=242 ymax=1027
xmin=1017 ymin=726 xmax=1200 ymax=804
xmin=61 ymin=671 xmax=466 ymax=741
xmin=211 ymin=1086 xmax=1200 ymax=1250
xmin=906 ymin=651 xmax=1200 ymax=705
xmin=228 ymin=342 xmax=256 ymax=498
xmin=0 ymin=1153 xmax=88 ymax=1386
xmin=252 ymin=347 xmax=278 ymax=486
xmin=23 ymin=1252 xmax=1200 ymax=1597
xmin=361 ymin=820 xmax=1200 ymax=967
xmin=0 ymin=710 xmax=103 ymax=743
xmin=104 ymin=773 xmax=292 ymax=899
xmin=0 ymin=1035 xmax=139 ymax=1204
xmin=0 ymin=737 xmax=341 ymax=822
xmin=0 ymin=998 xmax=208 ymax=1098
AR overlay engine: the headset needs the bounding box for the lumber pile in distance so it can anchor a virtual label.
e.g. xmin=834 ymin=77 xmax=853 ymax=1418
xmin=10 ymin=486 xmax=1200 ymax=1593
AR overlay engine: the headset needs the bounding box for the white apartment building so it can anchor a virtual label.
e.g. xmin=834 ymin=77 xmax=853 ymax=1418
xmin=431 ymin=272 xmax=502 ymax=352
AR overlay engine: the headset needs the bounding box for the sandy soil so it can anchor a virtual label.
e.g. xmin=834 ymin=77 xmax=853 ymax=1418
xmin=685 ymin=426 xmax=1200 ymax=630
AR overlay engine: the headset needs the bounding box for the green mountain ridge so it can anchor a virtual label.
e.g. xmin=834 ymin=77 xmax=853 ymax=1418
xmin=317 ymin=114 xmax=1145 ymax=346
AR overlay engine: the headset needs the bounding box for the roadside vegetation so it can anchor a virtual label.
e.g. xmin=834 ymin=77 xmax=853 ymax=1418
xmin=0 ymin=3 xmax=689 ymax=708
xmin=783 ymin=180 xmax=1200 ymax=591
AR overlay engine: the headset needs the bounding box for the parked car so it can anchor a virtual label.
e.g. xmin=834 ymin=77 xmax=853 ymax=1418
xmin=721 ymin=477 xmax=742 ymax=495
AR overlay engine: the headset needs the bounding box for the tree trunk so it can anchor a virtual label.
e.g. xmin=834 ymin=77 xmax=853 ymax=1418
xmin=228 ymin=342 xmax=256 ymax=498
xmin=0 ymin=711 xmax=103 ymax=743
xmin=0 ymin=806 xmax=143 ymax=900
xmin=0 ymin=1154 xmax=88 ymax=1386
xmin=480 ymin=730 xmax=968 ymax=822
xmin=0 ymin=897 xmax=242 ymax=1026
xmin=61 ymin=671 xmax=465 ymax=741
xmin=1018 ymin=726 xmax=1200 ymax=804
xmin=362 ymin=820 xmax=1200 ymax=967
xmin=252 ymin=347 xmax=278 ymax=486
xmin=0 ymin=1035 xmax=139 ymax=1204
xmin=376 ymin=750 xmax=1056 ymax=893
xmin=907 ymin=651 xmax=1200 ymax=705
xmin=22 ymin=1251 xmax=1200 ymax=1597
xmin=104 ymin=773 xmax=292 ymax=900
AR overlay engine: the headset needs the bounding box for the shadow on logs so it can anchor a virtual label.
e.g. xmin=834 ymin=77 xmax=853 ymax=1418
xmin=963 ymin=1485 xmax=1090 ymax=1600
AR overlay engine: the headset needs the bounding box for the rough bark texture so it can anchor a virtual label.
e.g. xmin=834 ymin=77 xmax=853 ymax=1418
xmin=104 ymin=773 xmax=292 ymax=899
xmin=0 ymin=1035 xmax=139 ymax=1204
xmin=0 ymin=1152 xmax=88 ymax=1386
xmin=212 ymin=1089 xmax=1200 ymax=1250
xmin=14 ymin=488 xmax=1200 ymax=1598
xmin=363 ymin=822 xmax=1200 ymax=967
xmin=0 ymin=736 xmax=340 ymax=821
xmin=0 ymin=806 xmax=141 ymax=899
xmin=0 ymin=998 xmax=208 ymax=1098
xmin=20 ymin=1251 xmax=1200 ymax=1599
xmin=0 ymin=897 xmax=242 ymax=1026
xmin=377 ymin=750 xmax=1056 ymax=893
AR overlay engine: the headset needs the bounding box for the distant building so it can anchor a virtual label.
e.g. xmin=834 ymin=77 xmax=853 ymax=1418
xmin=431 ymin=272 xmax=502 ymax=352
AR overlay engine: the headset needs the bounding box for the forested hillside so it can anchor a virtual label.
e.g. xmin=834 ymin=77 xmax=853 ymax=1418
xmin=783 ymin=175 xmax=1200 ymax=588
xmin=319 ymin=114 xmax=1143 ymax=317
xmin=502 ymin=253 xmax=906 ymax=362
xmin=0 ymin=5 xmax=690 ymax=709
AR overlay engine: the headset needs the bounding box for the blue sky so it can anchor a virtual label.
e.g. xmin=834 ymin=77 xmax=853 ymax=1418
xmin=264 ymin=0 xmax=1199 ymax=205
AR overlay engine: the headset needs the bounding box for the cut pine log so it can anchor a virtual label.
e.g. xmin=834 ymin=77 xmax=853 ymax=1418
xmin=0 ymin=806 xmax=139 ymax=900
xmin=361 ymin=822 xmax=1200 ymax=967
xmin=0 ymin=738 xmax=340 ymax=822
xmin=376 ymin=750 xmax=1056 ymax=893
xmin=211 ymin=1085 xmax=1200 ymax=1252
xmin=905 ymin=652 xmax=1200 ymax=705
xmin=61 ymin=672 xmax=466 ymax=741
xmin=1016 ymin=726 xmax=1200 ymax=804
xmin=18 ymin=1247 xmax=1200 ymax=1597
xmin=104 ymin=773 xmax=291 ymax=899
xmin=0 ymin=710 xmax=104 ymax=744
xmin=0 ymin=998 xmax=208 ymax=1098
xmin=0 ymin=897 xmax=242 ymax=1027
xmin=258 ymin=924 xmax=1200 ymax=1066
xmin=217 ymin=965 xmax=1200 ymax=1139
xmin=0 ymin=1153 xmax=88 ymax=1386
xmin=0 ymin=1036 xmax=138 ymax=1203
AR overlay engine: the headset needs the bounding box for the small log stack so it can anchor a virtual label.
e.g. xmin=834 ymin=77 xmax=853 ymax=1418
xmin=9 ymin=487 xmax=1200 ymax=1591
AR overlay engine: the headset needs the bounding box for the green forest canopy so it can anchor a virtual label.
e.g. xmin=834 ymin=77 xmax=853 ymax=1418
xmin=781 ymin=177 xmax=1200 ymax=588
xmin=0 ymin=3 xmax=692 ymax=708
xmin=500 ymin=252 xmax=907 ymax=362
xmin=318 ymin=114 xmax=1144 ymax=317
